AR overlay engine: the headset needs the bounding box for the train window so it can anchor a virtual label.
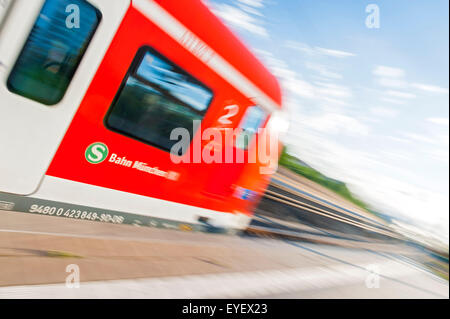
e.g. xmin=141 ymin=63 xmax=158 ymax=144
xmin=106 ymin=47 xmax=214 ymax=154
xmin=235 ymin=105 xmax=268 ymax=150
xmin=7 ymin=0 xmax=101 ymax=105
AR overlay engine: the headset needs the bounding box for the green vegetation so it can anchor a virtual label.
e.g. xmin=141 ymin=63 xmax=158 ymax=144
xmin=279 ymin=147 xmax=370 ymax=211
xmin=427 ymin=260 xmax=449 ymax=281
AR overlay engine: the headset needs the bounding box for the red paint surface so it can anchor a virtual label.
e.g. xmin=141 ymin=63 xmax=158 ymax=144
xmin=47 ymin=1 xmax=282 ymax=216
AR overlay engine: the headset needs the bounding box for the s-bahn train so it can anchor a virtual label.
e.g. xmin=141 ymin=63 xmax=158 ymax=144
xmin=0 ymin=0 xmax=284 ymax=233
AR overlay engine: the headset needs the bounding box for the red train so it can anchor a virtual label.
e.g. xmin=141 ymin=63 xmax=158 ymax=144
xmin=0 ymin=0 xmax=284 ymax=233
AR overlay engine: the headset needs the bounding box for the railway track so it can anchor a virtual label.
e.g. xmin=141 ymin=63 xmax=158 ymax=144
xmin=246 ymin=172 xmax=405 ymax=244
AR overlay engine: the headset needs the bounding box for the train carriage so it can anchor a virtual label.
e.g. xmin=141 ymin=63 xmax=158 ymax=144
xmin=0 ymin=0 xmax=283 ymax=233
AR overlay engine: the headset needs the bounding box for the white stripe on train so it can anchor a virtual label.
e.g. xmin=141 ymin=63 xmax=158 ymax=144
xmin=133 ymin=0 xmax=280 ymax=114
xmin=33 ymin=175 xmax=252 ymax=230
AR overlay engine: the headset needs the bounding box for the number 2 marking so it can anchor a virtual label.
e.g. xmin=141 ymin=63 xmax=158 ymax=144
xmin=218 ymin=104 xmax=239 ymax=125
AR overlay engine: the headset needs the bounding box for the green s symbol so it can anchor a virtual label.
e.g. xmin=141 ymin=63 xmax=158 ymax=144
xmin=85 ymin=142 xmax=109 ymax=164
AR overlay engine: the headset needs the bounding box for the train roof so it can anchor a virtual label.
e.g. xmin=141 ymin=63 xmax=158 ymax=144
xmin=149 ymin=0 xmax=283 ymax=110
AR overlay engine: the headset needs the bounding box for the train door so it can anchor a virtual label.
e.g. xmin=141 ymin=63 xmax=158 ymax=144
xmin=0 ymin=0 xmax=129 ymax=195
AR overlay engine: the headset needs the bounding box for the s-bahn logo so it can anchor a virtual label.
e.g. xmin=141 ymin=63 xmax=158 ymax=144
xmin=85 ymin=142 xmax=109 ymax=164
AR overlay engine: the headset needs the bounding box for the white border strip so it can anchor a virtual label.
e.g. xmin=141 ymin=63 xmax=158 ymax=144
xmin=34 ymin=176 xmax=251 ymax=230
xmin=133 ymin=0 xmax=280 ymax=113
xmin=0 ymin=261 xmax=432 ymax=299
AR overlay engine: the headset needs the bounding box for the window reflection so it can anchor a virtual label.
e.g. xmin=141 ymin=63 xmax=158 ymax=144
xmin=106 ymin=47 xmax=214 ymax=154
xmin=236 ymin=106 xmax=267 ymax=150
xmin=7 ymin=0 xmax=101 ymax=105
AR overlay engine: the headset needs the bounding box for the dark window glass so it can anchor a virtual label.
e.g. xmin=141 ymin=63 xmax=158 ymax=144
xmin=7 ymin=0 xmax=101 ymax=105
xmin=236 ymin=105 xmax=267 ymax=150
xmin=106 ymin=47 xmax=214 ymax=154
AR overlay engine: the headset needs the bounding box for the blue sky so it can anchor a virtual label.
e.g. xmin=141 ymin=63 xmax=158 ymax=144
xmin=204 ymin=0 xmax=449 ymax=243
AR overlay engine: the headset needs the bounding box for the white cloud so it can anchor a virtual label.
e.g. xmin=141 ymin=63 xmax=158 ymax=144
xmin=377 ymin=77 xmax=407 ymax=89
xmin=400 ymin=126 xmax=449 ymax=165
xmin=237 ymin=0 xmax=264 ymax=8
xmin=385 ymin=136 xmax=412 ymax=144
xmin=386 ymin=90 xmax=416 ymax=99
xmin=321 ymin=97 xmax=349 ymax=107
xmin=370 ymin=107 xmax=399 ymax=118
xmin=255 ymin=49 xmax=352 ymax=111
xmin=285 ymin=41 xmax=356 ymax=58
xmin=373 ymin=66 xmax=448 ymax=98
xmin=285 ymin=41 xmax=316 ymax=55
xmin=373 ymin=66 xmax=408 ymax=90
xmin=428 ymin=146 xmax=450 ymax=164
xmin=411 ymin=83 xmax=449 ymax=94
xmin=299 ymin=113 xmax=369 ymax=136
xmin=255 ymin=49 xmax=317 ymax=99
xmin=315 ymin=47 xmax=356 ymax=58
xmin=380 ymin=97 xmax=406 ymax=105
xmin=284 ymin=77 xmax=317 ymax=99
xmin=207 ymin=2 xmax=268 ymax=37
xmin=315 ymin=82 xmax=352 ymax=99
xmin=402 ymin=132 xmax=437 ymax=145
xmin=373 ymin=65 xmax=405 ymax=78
xmin=427 ymin=117 xmax=449 ymax=126
xmin=235 ymin=0 xmax=265 ymax=16
xmin=236 ymin=3 xmax=263 ymax=16
xmin=305 ymin=62 xmax=342 ymax=79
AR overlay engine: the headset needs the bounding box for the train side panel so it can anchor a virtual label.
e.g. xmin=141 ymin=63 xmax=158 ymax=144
xmin=0 ymin=0 xmax=282 ymax=232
